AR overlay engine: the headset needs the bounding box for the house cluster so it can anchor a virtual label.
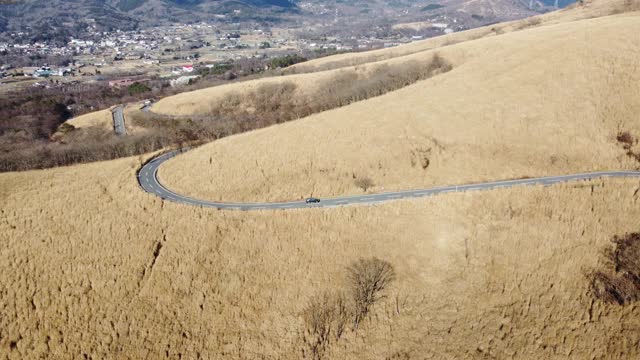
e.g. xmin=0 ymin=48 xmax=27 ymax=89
xmin=31 ymin=65 xmax=74 ymax=78
xmin=171 ymin=64 xmax=194 ymax=75
xmin=299 ymin=35 xmax=392 ymax=52
xmin=0 ymin=41 xmax=74 ymax=58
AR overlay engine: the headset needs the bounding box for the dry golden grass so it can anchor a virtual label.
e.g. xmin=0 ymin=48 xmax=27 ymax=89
xmin=159 ymin=13 xmax=640 ymax=202
xmin=149 ymin=0 xmax=639 ymax=120
xmin=151 ymin=72 xmax=329 ymax=116
xmin=67 ymin=108 xmax=114 ymax=130
xmin=3 ymin=2 xmax=640 ymax=358
xmin=1 ymin=154 xmax=640 ymax=358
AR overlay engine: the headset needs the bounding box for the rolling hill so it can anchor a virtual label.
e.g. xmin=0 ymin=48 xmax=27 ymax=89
xmin=153 ymin=0 xmax=640 ymax=203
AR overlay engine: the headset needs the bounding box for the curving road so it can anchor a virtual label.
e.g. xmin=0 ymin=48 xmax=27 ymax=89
xmin=138 ymin=149 xmax=640 ymax=210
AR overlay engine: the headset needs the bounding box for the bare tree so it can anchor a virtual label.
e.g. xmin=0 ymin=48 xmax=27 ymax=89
xmin=347 ymin=258 xmax=396 ymax=329
xmin=302 ymin=292 xmax=350 ymax=359
xmin=354 ymin=177 xmax=375 ymax=192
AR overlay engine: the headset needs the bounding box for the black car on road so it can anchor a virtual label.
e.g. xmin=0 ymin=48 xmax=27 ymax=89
xmin=305 ymin=197 xmax=321 ymax=204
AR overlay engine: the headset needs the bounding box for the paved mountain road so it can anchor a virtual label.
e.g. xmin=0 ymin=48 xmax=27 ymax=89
xmin=138 ymin=149 xmax=640 ymax=210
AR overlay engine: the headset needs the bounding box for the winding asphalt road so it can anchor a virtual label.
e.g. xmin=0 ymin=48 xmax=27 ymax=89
xmin=137 ymin=149 xmax=640 ymax=210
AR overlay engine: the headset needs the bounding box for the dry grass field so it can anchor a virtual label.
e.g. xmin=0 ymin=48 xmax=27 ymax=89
xmin=1 ymin=154 xmax=640 ymax=358
xmin=67 ymin=109 xmax=114 ymax=131
xmin=150 ymin=0 xmax=640 ymax=118
xmin=151 ymin=72 xmax=331 ymax=116
xmin=2 ymin=1 xmax=640 ymax=358
xmin=158 ymin=12 xmax=640 ymax=202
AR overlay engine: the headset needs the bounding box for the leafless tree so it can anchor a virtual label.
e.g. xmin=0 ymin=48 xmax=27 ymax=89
xmin=347 ymin=258 xmax=396 ymax=329
xmin=354 ymin=177 xmax=375 ymax=192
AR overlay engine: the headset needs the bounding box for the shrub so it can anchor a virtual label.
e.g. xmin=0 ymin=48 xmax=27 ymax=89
xmin=589 ymin=233 xmax=640 ymax=305
xmin=58 ymin=123 xmax=75 ymax=134
xmin=616 ymin=131 xmax=635 ymax=148
xmin=299 ymin=257 xmax=397 ymax=357
xmin=212 ymin=63 xmax=234 ymax=75
xmin=354 ymin=177 xmax=374 ymax=192
xmin=314 ymin=54 xmax=452 ymax=112
xmin=516 ymin=17 xmax=542 ymax=31
xmin=421 ymin=3 xmax=444 ymax=11
xmin=250 ymin=82 xmax=298 ymax=121
xmin=347 ymin=258 xmax=396 ymax=329
xmin=302 ymin=292 xmax=350 ymax=359
xmin=127 ymin=82 xmax=151 ymax=96
xmin=270 ymin=54 xmax=307 ymax=69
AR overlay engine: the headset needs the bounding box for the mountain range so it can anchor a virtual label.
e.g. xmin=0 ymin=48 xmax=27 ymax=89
xmin=0 ymin=0 xmax=575 ymax=43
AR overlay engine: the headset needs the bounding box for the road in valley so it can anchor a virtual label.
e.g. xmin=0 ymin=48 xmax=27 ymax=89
xmin=112 ymin=106 xmax=127 ymax=136
xmin=137 ymin=149 xmax=640 ymax=210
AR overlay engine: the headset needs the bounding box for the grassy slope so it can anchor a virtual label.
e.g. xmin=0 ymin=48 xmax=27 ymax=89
xmin=1 ymin=154 xmax=640 ymax=358
xmin=158 ymin=13 xmax=640 ymax=202
xmin=67 ymin=109 xmax=114 ymax=130
xmin=151 ymin=0 xmax=638 ymax=117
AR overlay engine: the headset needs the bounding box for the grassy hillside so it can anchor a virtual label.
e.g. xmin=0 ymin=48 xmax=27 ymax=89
xmin=157 ymin=12 xmax=640 ymax=202
xmin=2 ymin=1 xmax=640 ymax=358
xmin=67 ymin=109 xmax=114 ymax=130
xmin=1 ymin=154 xmax=640 ymax=358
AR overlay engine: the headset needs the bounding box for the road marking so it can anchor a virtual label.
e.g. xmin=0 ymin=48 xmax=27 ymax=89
xmin=335 ymin=200 xmax=348 ymax=204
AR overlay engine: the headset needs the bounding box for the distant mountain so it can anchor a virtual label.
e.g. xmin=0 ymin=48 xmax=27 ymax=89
xmin=0 ymin=0 xmax=575 ymax=44
xmin=0 ymin=0 xmax=298 ymax=42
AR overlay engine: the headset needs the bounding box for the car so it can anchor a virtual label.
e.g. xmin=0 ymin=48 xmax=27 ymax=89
xmin=305 ymin=197 xmax=321 ymax=204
